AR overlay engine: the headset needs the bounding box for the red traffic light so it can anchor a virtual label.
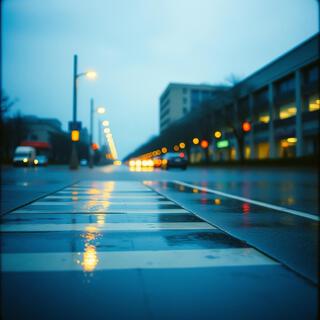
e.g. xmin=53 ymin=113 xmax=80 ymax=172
xmin=92 ymin=143 xmax=99 ymax=150
xmin=242 ymin=121 xmax=251 ymax=132
xmin=200 ymin=140 xmax=209 ymax=149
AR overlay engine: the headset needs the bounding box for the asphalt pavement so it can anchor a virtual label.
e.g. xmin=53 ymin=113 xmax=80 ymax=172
xmin=0 ymin=164 xmax=319 ymax=319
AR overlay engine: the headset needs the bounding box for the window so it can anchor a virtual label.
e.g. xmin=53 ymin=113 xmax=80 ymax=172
xmin=183 ymin=107 xmax=188 ymax=115
xmin=183 ymin=88 xmax=188 ymax=94
xmin=304 ymin=64 xmax=319 ymax=84
xmin=183 ymin=97 xmax=187 ymax=104
xmin=258 ymin=114 xmax=270 ymax=123
xmin=308 ymin=95 xmax=320 ymax=112
xmin=279 ymin=103 xmax=296 ymax=119
xmin=276 ymin=76 xmax=295 ymax=96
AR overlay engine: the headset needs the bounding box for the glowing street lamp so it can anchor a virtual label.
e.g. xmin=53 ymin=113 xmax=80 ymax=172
xmin=214 ymin=131 xmax=222 ymax=139
xmin=85 ymin=71 xmax=97 ymax=80
xmin=97 ymin=107 xmax=106 ymax=114
xmin=193 ymin=138 xmax=199 ymax=145
xmin=102 ymin=120 xmax=109 ymax=126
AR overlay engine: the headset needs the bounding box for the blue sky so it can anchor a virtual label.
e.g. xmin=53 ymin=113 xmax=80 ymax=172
xmin=2 ymin=0 xmax=319 ymax=158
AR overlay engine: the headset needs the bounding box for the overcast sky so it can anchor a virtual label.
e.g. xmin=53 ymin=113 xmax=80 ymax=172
xmin=2 ymin=0 xmax=319 ymax=158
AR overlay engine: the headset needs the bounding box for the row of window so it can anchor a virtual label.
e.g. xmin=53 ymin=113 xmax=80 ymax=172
xmin=160 ymin=99 xmax=170 ymax=113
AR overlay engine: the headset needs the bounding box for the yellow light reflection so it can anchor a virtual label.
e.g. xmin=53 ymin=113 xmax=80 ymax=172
xmin=85 ymin=225 xmax=98 ymax=233
xmin=214 ymin=198 xmax=221 ymax=205
xmin=96 ymin=214 xmax=105 ymax=225
xmin=192 ymin=188 xmax=199 ymax=193
xmin=193 ymin=138 xmax=199 ymax=145
xmin=88 ymin=188 xmax=100 ymax=195
xmin=82 ymin=245 xmax=99 ymax=272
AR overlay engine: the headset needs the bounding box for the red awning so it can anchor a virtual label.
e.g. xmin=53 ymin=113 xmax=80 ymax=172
xmin=20 ymin=141 xmax=51 ymax=149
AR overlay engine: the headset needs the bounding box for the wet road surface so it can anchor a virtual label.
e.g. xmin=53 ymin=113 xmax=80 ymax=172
xmin=1 ymin=180 xmax=318 ymax=319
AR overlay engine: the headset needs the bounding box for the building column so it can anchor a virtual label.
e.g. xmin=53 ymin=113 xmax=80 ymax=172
xmin=295 ymin=69 xmax=303 ymax=157
xmin=268 ymin=83 xmax=276 ymax=158
xmin=248 ymin=94 xmax=255 ymax=159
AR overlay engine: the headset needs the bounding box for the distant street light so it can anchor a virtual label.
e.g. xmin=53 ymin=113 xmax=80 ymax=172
xmin=102 ymin=120 xmax=109 ymax=126
xmin=214 ymin=131 xmax=222 ymax=139
xmin=69 ymin=54 xmax=97 ymax=170
xmin=193 ymin=138 xmax=200 ymax=145
xmin=89 ymin=99 xmax=107 ymax=168
xmin=97 ymin=107 xmax=106 ymax=114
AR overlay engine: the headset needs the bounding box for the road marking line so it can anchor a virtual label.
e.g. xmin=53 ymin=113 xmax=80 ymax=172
xmin=0 ymin=222 xmax=215 ymax=232
xmin=12 ymin=209 xmax=189 ymax=214
xmin=173 ymin=180 xmax=319 ymax=222
xmin=30 ymin=201 xmax=174 ymax=206
xmin=1 ymin=248 xmax=278 ymax=272
xmin=44 ymin=195 xmax=165 ymax=199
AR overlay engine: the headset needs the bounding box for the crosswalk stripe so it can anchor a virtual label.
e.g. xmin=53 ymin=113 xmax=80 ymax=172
xmin=30 ymin=201 xmax=174 ymax=206
xmin=0 ymin=222 xmax=215 ymax=232
xmin=1 ymin=248 xmax=278 ymax=272
xmin=12 ymin=209 xmax=189 ymax=214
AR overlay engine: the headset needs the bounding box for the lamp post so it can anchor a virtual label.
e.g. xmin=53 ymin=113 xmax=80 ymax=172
xmin=69 ymin=54 xmax=97 ymax=170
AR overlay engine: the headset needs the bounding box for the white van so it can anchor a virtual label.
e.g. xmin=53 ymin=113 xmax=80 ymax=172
xmin=13 ymin=146 xmax=36 ymax=166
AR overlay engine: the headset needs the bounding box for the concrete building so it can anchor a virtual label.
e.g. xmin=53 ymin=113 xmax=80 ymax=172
xmin=191 ymin=33 xmax=319 ymax=161
xmin=23 ymin=116 xmax=63 ymax=143
xmin=159 ymin=83 xmax=226 ymax=132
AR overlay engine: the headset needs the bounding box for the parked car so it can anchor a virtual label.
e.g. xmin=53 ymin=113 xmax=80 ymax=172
xmin=161 ymin=152 xmax=188 ymax=170
xmin=13 ymin=146 xmax=36 ymax=167
xmin=34 ymin=155 xmax=48 ymax=166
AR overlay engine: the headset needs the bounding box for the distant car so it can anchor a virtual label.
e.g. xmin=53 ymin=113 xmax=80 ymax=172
xmin=153 ymin=156 xmax=162 ymax=168
xmin=34 ymin=155 xmax=48 ymax=166
xmin=80 ymin=159 xmax=88 ymax=166
xmin=161 ymin=152 xmax=188 ymax=170
xmin=13 ymin=146 xmax=36 ymax=166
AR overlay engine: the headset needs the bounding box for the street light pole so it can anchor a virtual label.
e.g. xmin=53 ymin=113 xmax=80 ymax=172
xmin=70 ymin=54 xmax=79 ymax=170
xmin=89 ymin=98 xmax=94 ymax=168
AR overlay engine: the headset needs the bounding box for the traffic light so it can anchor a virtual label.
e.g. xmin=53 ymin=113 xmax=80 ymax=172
xmin=242 ymin=121 xmax=251 ymax=132
xmin=71 ymin=130 xmax=80 ymax=141
xmin=200 ymin=140 xmax=209 ymax=149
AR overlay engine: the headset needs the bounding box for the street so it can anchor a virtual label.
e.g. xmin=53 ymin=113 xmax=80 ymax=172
xmin=0 ymin=165 xmax=318 ymax=319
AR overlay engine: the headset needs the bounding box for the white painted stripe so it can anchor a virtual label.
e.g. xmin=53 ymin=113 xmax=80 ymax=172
xmin=0 ymin=222 xmax=215 ymax=232
xmin=173 ymin=180 xmax=320 ymax=222
xmin=45 ymin=195 xmax=164 ymax=199
xmin=1 ymin=248 xmax=278 ymax=272
xmin=126 ymin=209 xmax=189 ymax=214
xmin=12 ymin=209 xmax=189 ymax=214
xmin=30 ymin=201 xmax=174 ymax=206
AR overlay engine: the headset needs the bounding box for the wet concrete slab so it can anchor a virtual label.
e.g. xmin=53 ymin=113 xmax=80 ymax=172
xmin=148 ymin=180 xmax=319 ymax=284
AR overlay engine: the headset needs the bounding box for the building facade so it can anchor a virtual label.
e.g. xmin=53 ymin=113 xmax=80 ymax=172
xmin=159 ymin=83 xmax=226 ymax=133
xmin=190 ymin=34 xmax=319 ymax=161
xmin=23 ymin=116 xmax=63 ymax=143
